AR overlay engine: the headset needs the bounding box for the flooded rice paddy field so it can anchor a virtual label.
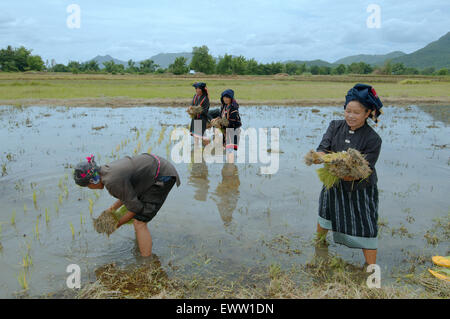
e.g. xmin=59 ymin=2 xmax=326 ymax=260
xmin=0 ymin=104 xmax=448 ymax=298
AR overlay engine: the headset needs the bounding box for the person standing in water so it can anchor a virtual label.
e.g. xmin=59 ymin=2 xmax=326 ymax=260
xmin=313 ymin=84 xmax=383 ymax=266
xmin=188 ymin=82 xmax=210 ymax=146
xmin=73 ymin=153 xmax=180 ymax=257
xmin=210 ymin=89 xmax=242 ymax=163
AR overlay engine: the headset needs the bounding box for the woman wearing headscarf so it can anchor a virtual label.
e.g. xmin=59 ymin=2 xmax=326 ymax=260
xmin=188 ymin=82 xmax=210 ymax=146
xmin=73 ymin=153 xmax=180 ymax=257
xmin=210 ymin=89 xmax=242 ymax=163
xmin=313 ymin=83 xmax=383 ymax=265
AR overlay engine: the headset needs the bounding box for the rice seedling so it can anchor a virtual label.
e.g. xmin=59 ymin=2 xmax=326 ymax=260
xmin=88 ymin=198 xmax=93 ymax=215
xmin=1 ymin=163 xmax=6 ymax=176
xmin=24 ymin=204 xmax=27 ymax=213
xmin=58 ymin=194 xmax=63 ymax=204
xmin=32 ymin=191 xmax=37 ymax=208
xmin=55 ymin=203 xmax=59 ymax=214
xmin=157 ymin=126 xmax=166 ymax=145
xmin=147 ymin=146 xmax=152 ymax=154
xmin=22 ymin=253 xmax=32 ymax=268
xmin=35 ymin=217 xmax=39 ymax=239
xmin=45 ymin=208 xmax=50 ymax=224
xmin=11 ymin=210 xmax=16 ymax=225
xmin=17 ymin=271 xmax=28 ymax=291
xmin=146 ymin=128 xmax=153 ymax=142
xmin=70 ymin=222 xmax=75 ymax=239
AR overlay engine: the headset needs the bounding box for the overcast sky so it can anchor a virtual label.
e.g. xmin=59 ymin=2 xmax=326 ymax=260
xmin=1 ymin=0 xmax=449 ymax=64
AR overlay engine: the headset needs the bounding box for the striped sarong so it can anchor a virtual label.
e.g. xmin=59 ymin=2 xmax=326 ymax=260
xmin=318 ymin=180 xmax=379 ymax=249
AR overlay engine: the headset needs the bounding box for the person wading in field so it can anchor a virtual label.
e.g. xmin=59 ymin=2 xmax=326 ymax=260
xmin=313 ymin=84 xmax=383 ymax=266
xmin=73 ymin=153 xmax=180 ymax=257
xmin=188 ymin=82 xmax=210 ymax=147
xmin=209 ymin=89 xmax=242 ymax=163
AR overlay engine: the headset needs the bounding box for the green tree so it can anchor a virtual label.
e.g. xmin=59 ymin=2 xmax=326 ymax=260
xmin=231 ymin=56 xmax=247 ymax=75
xmin=421 ymin=67 xmax=435 ymax=75
xmin=333 ymin=64 xmax=346 ymax=75
xmin=52 ymin=64 xmax=69 ymax=72
xmin=126 ymin=59 xmax=138 ymax=73
xmin=139 ymin=59 xmax=158 ymax=73
xmin=319 ymin=66 xmax=331 ymax=75
xmin=285 ymin=63 xmax=298 ymax=75
xmin=391 ymin=62 xmax=406 ymax=75
xmin=189 ymin=45 xmax=216 ymax=74
xmin=168 ymin=56 xmax=189 ymax=75
xmin=26 ymin=55 xmax=45 ymax=71
xmin=246 ymin=58 xmax=259 ymax=75
xmin=67 ymin=61 xmax=82 ymax=73
xmin=216 ymin=54 xmax=233 ymax=74
xmin=310 ymin=65 xmax=320 ymax=75
xmin=437 ymin=68 xmax=448 ymax=76
xmin=295 ymin=63 xmax=307 ymax=75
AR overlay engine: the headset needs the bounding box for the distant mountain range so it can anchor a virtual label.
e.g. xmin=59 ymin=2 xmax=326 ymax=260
xmin=88 ymin=31 xmax=450 ymax=70
xmin=89 ymin=52 xmax=193 ymax=69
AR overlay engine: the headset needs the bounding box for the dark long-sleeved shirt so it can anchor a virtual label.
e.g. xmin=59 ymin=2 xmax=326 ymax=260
xmin=221 ymin=102 xmax=242 ymax=128
xmin=191 ymin=94 xmax=210 ymax=118
xmin=316 ymin=119 xmax=382 ymax=191
xmin=99 ymin=153 xmax=180 ymax=215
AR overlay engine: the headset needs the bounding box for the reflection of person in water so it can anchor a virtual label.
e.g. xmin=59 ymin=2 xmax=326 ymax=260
xmin=212 ymin=163 xmax=240 ymax=226
xmin=187 ymin=152 xmax=210 ymax=202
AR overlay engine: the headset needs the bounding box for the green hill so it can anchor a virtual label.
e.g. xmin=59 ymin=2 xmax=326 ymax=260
xmin=333 ymin=51 xmax=406 ymax=66
xmin=391 ymin=32 xmax=450 ymax=69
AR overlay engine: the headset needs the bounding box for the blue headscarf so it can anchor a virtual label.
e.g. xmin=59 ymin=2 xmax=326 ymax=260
xmin=220 ymin=89 xmax=236 ymax=106
xmin=345 ymin=84 xmax=383 ymax=123
xmin=192 ymin=82 xmax=206 ymax=89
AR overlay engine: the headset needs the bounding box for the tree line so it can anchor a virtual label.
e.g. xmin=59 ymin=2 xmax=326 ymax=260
xmin=0 ymin=45 xmax=448 ymax=76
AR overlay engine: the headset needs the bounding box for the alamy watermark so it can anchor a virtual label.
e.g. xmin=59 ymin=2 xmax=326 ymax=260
xmin=171 ymin=123 xmax=280 ymax=175
xmin=66 ymin=264 xmax=81 ymax=289
xmin=66 ymin=4 xmax=81 ymax=29
xmin=366 ymin=264 xmax=381 ymax=288
xmin=366 ymin=4 xmax=381 ymax=29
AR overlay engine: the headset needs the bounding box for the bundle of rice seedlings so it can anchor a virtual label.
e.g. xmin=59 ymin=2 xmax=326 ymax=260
xmin=305 ymin=149 xmax=372 ymax=189
xmin=187 ymin=105 xmax=203 ymax=119
xmin=93 ymin=210 xmax=117 ymax=236
xmin=210 ymin=117 xmax=229 ymax=129
xmin=304 ymin=150 xmax=323 ymax=166
xmin=93 ymin=206 xmax=132 ymax=236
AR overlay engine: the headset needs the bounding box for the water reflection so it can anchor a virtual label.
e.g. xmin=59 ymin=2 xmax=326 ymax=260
xmin=212 ymin=164 xmax=240 ymax=227
xmin=187 ymin=153 xmax=210 ymax=202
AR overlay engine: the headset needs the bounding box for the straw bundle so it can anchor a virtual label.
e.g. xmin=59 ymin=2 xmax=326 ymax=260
xmin=305 ymin=149 xmax=372 ymax=189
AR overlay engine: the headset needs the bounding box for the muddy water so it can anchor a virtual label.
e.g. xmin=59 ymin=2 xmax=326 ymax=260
xmin=0 ymin=105 xmax=448 ymax=298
